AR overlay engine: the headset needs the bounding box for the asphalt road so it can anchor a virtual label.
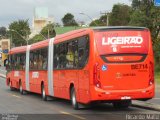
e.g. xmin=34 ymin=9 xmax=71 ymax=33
xmin=148 ymin=86 xmax=160 ymax=105
xmin=0 ymin=77 xmax=159 ymax=120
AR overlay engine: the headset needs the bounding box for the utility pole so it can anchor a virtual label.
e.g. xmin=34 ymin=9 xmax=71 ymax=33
xmin=100 ymin=11 xmax=110 ymax=26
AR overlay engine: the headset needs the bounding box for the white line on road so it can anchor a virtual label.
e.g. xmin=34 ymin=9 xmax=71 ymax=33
xmin=0 ymin=69 xmax=6 ymax=72
xmin=12 ymin=94 xmax=21 ymax=99
xmin=0 ymin=73 xmax=6 ymax=78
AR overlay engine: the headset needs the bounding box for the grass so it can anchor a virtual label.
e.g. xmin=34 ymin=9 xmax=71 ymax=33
xmin=155 ymin=72 xmax=160 ymax=85
xmin=55 ymin=26 xmax=86 ymax=35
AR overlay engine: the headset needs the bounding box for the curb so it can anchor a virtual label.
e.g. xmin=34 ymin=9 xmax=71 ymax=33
xmin=132 ymin=101 xmax=160 ymax=111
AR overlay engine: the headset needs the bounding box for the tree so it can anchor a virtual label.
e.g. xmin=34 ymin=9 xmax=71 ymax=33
xmin=129 ymin=0 xmax=160 ymax=65
xmin=89 ymin=19 xmax=101 ymax=26
xmin=41 ymin=23 xmax=56 ymax=39
xmin=29 ymin=34 xmax=44 ymax=44
xmin=99 ymin=15 xmax=108 ymax=26
xmin=62 ymin=13 xmax=78 ymax=26
xmin=30 ymin=23 xmax=56 ymax=44
xmin=9 ymin=20 xmax=30 ymax=46
xmin=109 ymin=4 xmax=131 ymax=26
xmin=89 ymin=15 xmax=107 ymax=26
xmin=129 ymin=0 xmax=160 ymax=44
xmin=0 ymin=27 xmax=7 ymax=38
xmin=132 ymin=0 xmax=141 ymax=10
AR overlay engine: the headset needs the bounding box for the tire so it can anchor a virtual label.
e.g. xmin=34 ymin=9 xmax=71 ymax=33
xmin=71 ymin=87 xmax=79 ymax=110
xmin=41 ymin=84 xmax=47 ymax=101
xmin=113 ymin=100 xmax=131 ymax=109
xmin=19 ymin=81 xmax=25 ymax=95
xmin=9 ymin=81 xmax=14 ymax=91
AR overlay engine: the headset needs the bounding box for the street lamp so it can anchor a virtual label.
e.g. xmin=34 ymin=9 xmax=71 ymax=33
xmin=39 ymin=32 xmax=48 ymax=40
xmin=10 ymin=29 xmax=28 ymax=45
xmin=79 ymin=12 xmax=98 ymax=26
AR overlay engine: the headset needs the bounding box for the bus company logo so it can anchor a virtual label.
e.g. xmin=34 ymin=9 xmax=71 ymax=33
xmin=32 ymin=72 xmax=39 ymax=78
xmin=102 ymin=36 xmax=143 ymax=45
xmin=116 ymin=72 xmax=122 ymax=79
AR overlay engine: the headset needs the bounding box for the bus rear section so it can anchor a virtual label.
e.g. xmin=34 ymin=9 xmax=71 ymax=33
xmin=90 ymin=27 xmax=154 ymax=107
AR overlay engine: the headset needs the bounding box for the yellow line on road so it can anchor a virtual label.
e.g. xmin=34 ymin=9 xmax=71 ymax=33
xmin=60 ymin=111 xmax=86 ymax=120
xmin=12 ymin=94 xmax=21 ymax=99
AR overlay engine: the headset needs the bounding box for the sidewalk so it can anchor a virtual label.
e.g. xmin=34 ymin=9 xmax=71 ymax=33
xmin=0 ymin=73 xmax=6 ymax=78
xmin=132 ymin=101 xmax=160 ymax=111
xmin=156 ymin=84 xmax=160 ymax=92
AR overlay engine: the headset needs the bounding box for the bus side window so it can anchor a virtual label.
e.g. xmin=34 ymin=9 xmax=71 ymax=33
xmin=59 ymin=43 xmax=67 ymax=69
xmin=41 ymin=48 xmax=48 ymax=70
xmin=66 ymin=42 xmax=74 ymax=68
xmin=11 ymin=55 xmax=15 ymax=70
xmin=65 ymin=40 xmax=78 ymax=69
xmin=20 ymin=53 xmax=26 ymax=70
xmin=78 ymin=36 xmax=89 ymax=68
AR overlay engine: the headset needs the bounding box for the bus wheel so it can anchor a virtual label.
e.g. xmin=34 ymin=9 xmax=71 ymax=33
xmin=41 ymin=84 xmax=47 ymax=101
xmin=19 ymin=81 xmax=25 ymax=95
xmin=113 ymin=100 xmax=131 ymax=109
xmin=9 ymin=81 xmax=14 ymax=91
xmin=71 ymin=87 xmax=79 ymax=110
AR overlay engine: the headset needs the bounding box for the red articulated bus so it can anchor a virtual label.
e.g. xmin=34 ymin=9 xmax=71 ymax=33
xmin=6 ymin=26 xmax=155 ymax=109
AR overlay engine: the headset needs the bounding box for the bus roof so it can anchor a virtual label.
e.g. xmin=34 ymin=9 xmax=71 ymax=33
xmin=9 ymin=46 xmax=27 ymax=54
xmin=30 ymin=39 xmax=49 ymax=50
xmin=54 ymin=26 xmax=148 ymax=44
xmin=92 ymin=26 xmax=148 ymax=31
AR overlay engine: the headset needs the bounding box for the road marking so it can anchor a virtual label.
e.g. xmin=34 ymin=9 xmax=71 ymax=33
xmin=60 ymin=111 xmax=86 ymax=120
xmin=12 ymin=94 xmax=21 ymax=99
xmin=0 ymin=69 xmax=6 ymax=72
xmin=0 ymin=74 xmax=6 ymax=78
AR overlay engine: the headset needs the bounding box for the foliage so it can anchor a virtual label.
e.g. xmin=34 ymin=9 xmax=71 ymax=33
xmin=109 ymin=3 xmax=131 ymax=26
xmin=155 ymin=71 xmax=160 ymax=84
xmin=89 ymin=15 xmax=107 ymax=26
xmin=0 ymin=27 xmax=7 ymax=38
xmin=129 ymin=0 xmax=160 ymax=42
xmin=29 ymin=34 xmax=44 ymax=44
xmin=62 ymin=13 xmax=78 ymax=26
xmin=41 ymin=23 xmax=56 ymax=39
xmin=129 ymin=0 xmax=160 ymax=65
xmin=8 ymin=19 xmax=30 ymax=46
xmin=29 ymin=23 xmax=56 ymax=44
xmin=89 ymin=19 xmax=101 ymax=26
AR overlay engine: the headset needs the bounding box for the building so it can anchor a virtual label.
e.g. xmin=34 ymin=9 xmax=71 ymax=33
xmin=0 ymin=39 xmax=10 ymax=66
xmin=30 ymin=7 xmax=54 ymax=38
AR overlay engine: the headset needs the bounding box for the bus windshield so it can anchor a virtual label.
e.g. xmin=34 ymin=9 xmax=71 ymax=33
xmin=95 ymin=30 xmax=149 ymax=55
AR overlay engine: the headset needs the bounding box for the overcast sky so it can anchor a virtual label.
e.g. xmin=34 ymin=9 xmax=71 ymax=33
xmin=0 ymin=0 xmax=131 ymax=27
